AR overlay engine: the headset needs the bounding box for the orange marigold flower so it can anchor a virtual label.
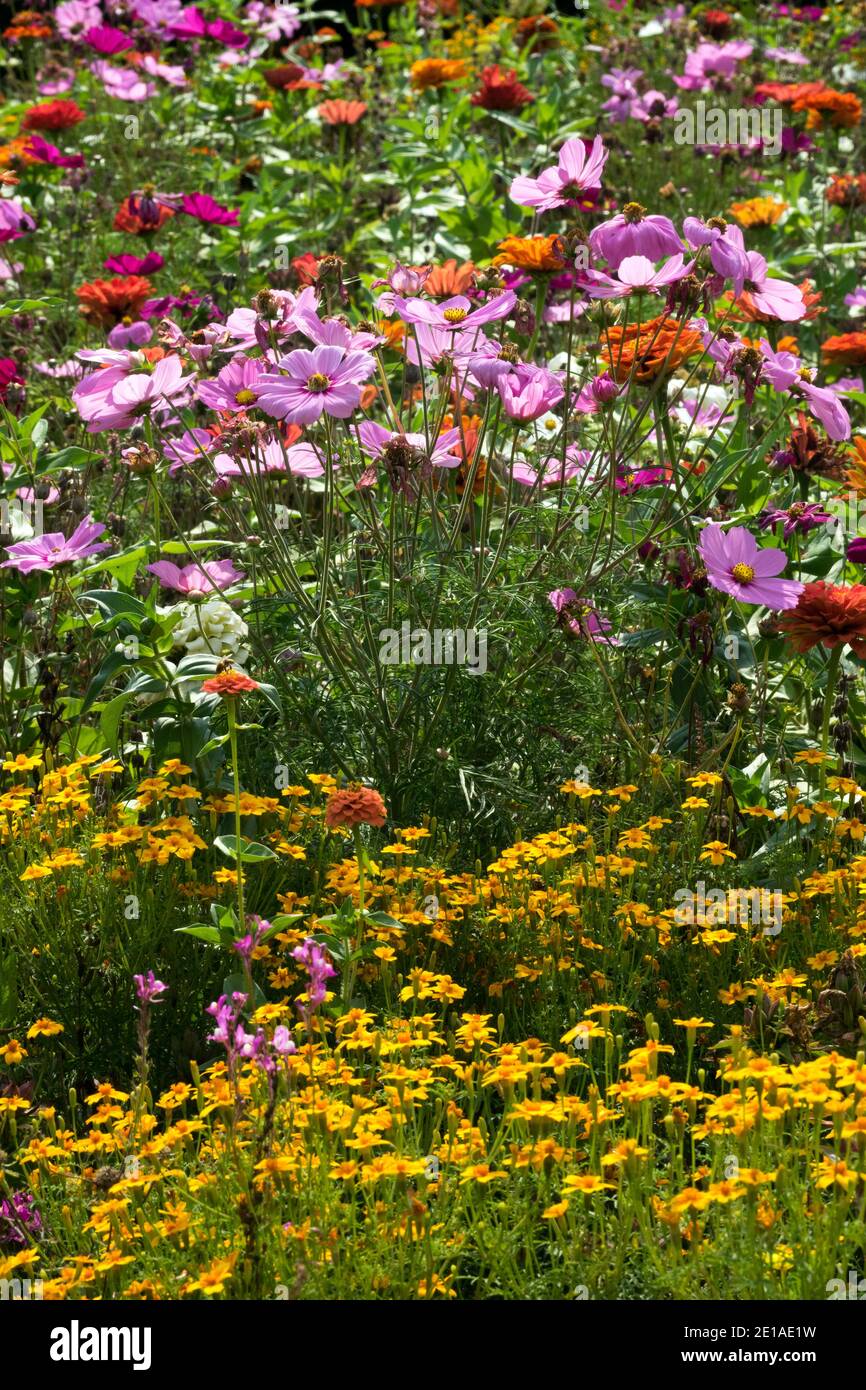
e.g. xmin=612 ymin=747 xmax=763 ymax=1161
xmin=410 ymin=58 xmax=468 ymax=91
xmin=822 ymin=332 xmax=866 ymax=368
xmin=22 ymin=99 xmax=86 ymax=131
xmin=599 ymin=314 xmax=704 ymax=384
xmin=75 ymin=276 xmax=153 ymax=327
xmin=493 ymin=234 xmax=566 ymax=272
xmin=470 ymin=66 xmax=534 ymax=112
xmin=4 ymin=16 xmax=53 ymax=40
xmin=201 ymin=670 xmax=260 ymax=697
xmin=779 ymin=582 xmax=866 ymax=659
xmin=728 ymin=196 xmax=787 ymax=228
xmin=319 ymin=99 xmax=368 ymax=126
xmin=325 ymin=785 xmax=387 ymax=830
xmin=422 ymin=259 xmax=476 ymax=298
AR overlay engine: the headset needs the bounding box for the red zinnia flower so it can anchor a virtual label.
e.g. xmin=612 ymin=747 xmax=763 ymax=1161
xmin=319 ymin=99 xmax=368 ymax=126
xmin=201 ymin=669 xmax=260 ymax=697
xmin=699 ymin=9 xmax=734 ymax=37
xmin=827 ymin=174 xmax=866 ymax=208
xmin=324 ymin=785 xmax=387 ymax=830
xmin=779 ymin=582 xmax=866 ymax=659
xmin=22 ymin=99 xmax=86 ymax=131
xmin=292 ymin=252 xmax=321 ymax=287
xmin=470 ymin=66 xmax=534 ymax=112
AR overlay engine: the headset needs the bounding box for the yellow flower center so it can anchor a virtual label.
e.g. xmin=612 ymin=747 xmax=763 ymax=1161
xmin=731 ymin=562 xmax=755 ymax=583
xmin=235 ymin=388 xmax=257 ymax=405
xmin=443 ymin=308 xmax=467 ymax=324
xmin=306 ymin=373 xmax=331 ymax=391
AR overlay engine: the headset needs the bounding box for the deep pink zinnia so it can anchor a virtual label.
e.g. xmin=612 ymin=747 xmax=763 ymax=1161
xmin=23 ymin=135 xmax=85 ymax=169
xmin=698 ymin=523 xmax=803 ymax=608
xmin=83 ymin=25 xmax=134 ymax=55
xmin=1 ymin=515 xmax=109 ymax=575
xmin=180 ymin=193 xmax=240 ymax=226
xmin=103 ymin=251 xmax=164 ymax=275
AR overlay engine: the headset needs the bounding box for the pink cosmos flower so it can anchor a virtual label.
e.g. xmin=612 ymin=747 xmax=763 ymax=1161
xmin=23 ymin=135 xmax=85 ymax=169
xmin=74 ymin=354 xmax=194 ymax=432
xmin=673 ymin=40 xmax=753 ymax=91
xmin=549 ymin=588 xmax=619 ymax=643
xmin=83 ymin=24 xmax=134 ymax=54
xmin=632 ymin=90 xmax=679 ymax=122
xmin=683 ymin=216 xmax=749 ymax=290
xmin=698 ymin=523 xmax=803 ymax=608
xmin=180 ymin=193 xmax=240 ymax=227
xmin=254 ymin=344 xmax=373 ymax=425
xmin=55 ymin=1 xmax=103 ymax=39
xmin=147 ymin=558 xmax=245 ymax=594
xmin=2 ymin=515 xmax=109 ymax=574
xmin=0 ymin=198 xmax=36 ymax=244
xmin=197 ymin=355 xmax=266 ymax=413
xmin=589 ymin=210 xmax=682 ymax=270
xmin=580 ymin=253 xmax=691 ymax=299
xmin=213 ymin=437 xmax=327 ymax=480
xmin=512 ymin=448 xmax=592 ymax=488
xmin=497 ymin=364 xmax=564 ymax=420
xmin=357 ymin=421 xmax=463 ymax=470
xmin=91 ymin=62 xmax=155 ymax=101
xmin=392 ymin=290 xmax=516 ymax=333
xmin=163 ymin=427 xmax=215 ymax=473
xmin=510 ymin=135 xmax=608 ymax=212
xmin=759 ymin=341 xmax=851 ymax=441
xmin=600 ymin=67 xmax=643 ymax=122
xmin=724 ymin=227 xmax=806 ymax=321
xmin=107 ymin=320 xmax=152 ymax=348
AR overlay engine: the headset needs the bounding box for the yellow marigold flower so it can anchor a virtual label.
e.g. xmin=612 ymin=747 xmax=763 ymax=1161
xmin=699 ymin=840 xmax=736 ymax=865
xmin=0 ymin=1039 xmax=27 ymax=1064
xmin=26 ymin=1017 xmax=63 ymax=1038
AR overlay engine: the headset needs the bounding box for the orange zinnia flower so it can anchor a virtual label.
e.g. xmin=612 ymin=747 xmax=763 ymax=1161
xmin=515 ymin=15 xmax=559 ymax=49
xmin=319 ymin=99 xmax=368 ymax=126
xmin=779 ymin=582 xmax=866 ymax=659
xmin=728 ymin=197 xmax=787 ymax=228
xmin=845 ymin=437 xmax=866 ymax=495
xmin=422 ymin=259 xmax=476 ymax=298
xmin=822 ymin=333 xmax=866 ymax=367
xmin=113 ymin=202 xmax=175 ymax=235
xmin=325 ymin=785 xmax=387 ymax=829
xmin=797 ymin=90 xmax=862 ymax=129
xmin=599 ymin=314 xmax=703 ymax=384
xmin=410 ymin=58 xmax=468 ymax=91
xmin=75 ymin=276 xmax=153 ymax=326
xmin=493 ymin=234 xmax=566 ymax=272
xmin=22 ymin=99 xmax=86 ymax=131
xmin=201 ymin=670 xmax=260 ymax=697
xmin=827 ymin=174 xmax=866 ymax=208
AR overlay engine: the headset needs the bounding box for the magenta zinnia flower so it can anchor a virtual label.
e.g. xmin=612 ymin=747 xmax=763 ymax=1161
xmin=104 ymin=251 xmax=164 ymax=275
xmin=2 ymin=514 xmax=109 ymax=575
xmin=147 ymin=558 xmax=246 ymax=595
xmin=698 ymin=524 xmax=803 ymax=608
xmin=510 ymin=135 xmax=608 ymax=212
xmin=23 ymin=135 xmax=85 ymax=169
xmin=254 ymin=343 xmax=373 ymax=425
xmin=180 ymin=193 xmax=240 ymax=226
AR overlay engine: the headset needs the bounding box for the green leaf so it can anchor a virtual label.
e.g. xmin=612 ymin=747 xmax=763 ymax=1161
xmin=175 ymin=924 xmax=223 ymax=944
xmin=214 ymin=835 xmax=277 ymax=863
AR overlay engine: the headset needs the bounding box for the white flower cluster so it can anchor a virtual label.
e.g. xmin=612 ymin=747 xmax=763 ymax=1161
xmin=168 ymin=598 xmax=250 ymax=664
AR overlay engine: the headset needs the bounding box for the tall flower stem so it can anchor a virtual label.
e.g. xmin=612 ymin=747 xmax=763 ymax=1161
xmin=819 ymin=645 xmax=843 ymax=798
xmin=344 ymin=825 xmax=366 ymax=1004
xmin=226 ymin=697 xmax=246 ymax=932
